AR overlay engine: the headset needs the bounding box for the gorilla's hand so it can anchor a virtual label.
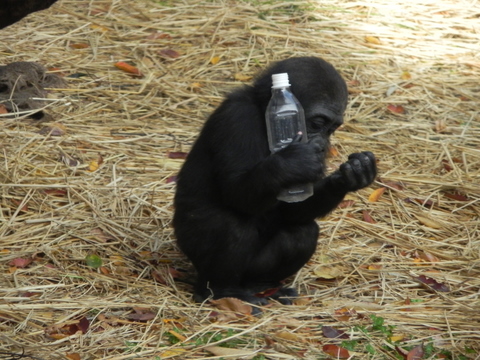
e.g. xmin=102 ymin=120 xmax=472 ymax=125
xmin=330 ymin=151 xmax=377 ymax=192
xmin=274 ymin=135 xmax=326 ymax=185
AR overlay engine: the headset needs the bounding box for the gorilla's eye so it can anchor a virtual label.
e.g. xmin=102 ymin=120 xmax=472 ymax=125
xmin=310 ymin=117 xmax=328 ymax=130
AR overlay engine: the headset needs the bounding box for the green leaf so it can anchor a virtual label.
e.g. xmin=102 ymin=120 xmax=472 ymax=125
xmin=85 ymin=254 xmax=103 ymax=269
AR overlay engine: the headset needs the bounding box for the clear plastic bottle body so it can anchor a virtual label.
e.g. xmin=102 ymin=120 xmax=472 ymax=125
xmin=265 ymin=75 xmax=314 ymax=203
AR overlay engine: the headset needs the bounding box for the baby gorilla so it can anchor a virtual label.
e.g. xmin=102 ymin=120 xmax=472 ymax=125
xmin=173 ymin=57 xmax=376 ymax=306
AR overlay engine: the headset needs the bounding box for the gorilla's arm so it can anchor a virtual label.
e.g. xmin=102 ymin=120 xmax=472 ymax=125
xmin=280 ymin=151 xmax=377 ymax=223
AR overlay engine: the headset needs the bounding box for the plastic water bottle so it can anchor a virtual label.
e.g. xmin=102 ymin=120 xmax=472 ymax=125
xmin=265 ymin=72 xmax=314 ymax=203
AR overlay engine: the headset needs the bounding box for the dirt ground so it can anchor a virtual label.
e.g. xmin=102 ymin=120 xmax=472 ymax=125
xmin=0 ymin=0 xmax=479 ymax=359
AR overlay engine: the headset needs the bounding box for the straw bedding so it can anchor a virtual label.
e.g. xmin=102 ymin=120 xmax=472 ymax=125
xmin=0 ymin=0 xmax=478 ymax=359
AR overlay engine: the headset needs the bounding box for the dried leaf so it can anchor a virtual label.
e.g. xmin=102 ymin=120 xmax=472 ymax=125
xmin=90 ymin=24 xmax=109 ymax=32
xmin=114 ymin=61 xmax=142 ymax=76
xmin=329 ymin=146 xmax=339 ymax=157
xmin=166 ymin=175 xmax=177 ymax=183
xmin=338 ymin=199 xmax=355 ymax=208
xmin=322 ymin=326 xmax=348 ymax=339
xmin=417 ymin=251 xmax=439 ymax=263
xmin=275 ymin=331 xmax=302 ymax=342
xmin=147 ymin=32 xmax=171 ymax=40
xmin=234 ymin=73 xmax=253 ymax=82
xmin=368 ymin=187 xmax=386 ymax=202
xmin=322 ymin=344 xmax=350 ymax=359
xmin=443 ymin=192 xmax=468 ymax=201
xmin=60 ymin=151 xmax=80 ymax=167
xmin=159 ymin=349 xmax=187 ymax=358
xmin=168 ymin=329 xmax=187 ymax=342
xmin=404 ymin=198 xmax=434 ymax=208
xmin=255 ymin=287 xmax=280 ymax=298
xmin=39 ymin=123 xmax=67 ymax=136
xmin=386 ymin=85 xmax=397 ymax=97
xmin=441 ymin=159 xmax=453 ymax=172
xmin=189 ymin=82 xmax=203 ymax=92
xmin=210 ymin=297 xmax=252 ymax=315
xmin=66 ymin=353 xmax=81 ymax=360
xmin=415 ymin=275 xmax=450 ymax=292
xmin=159 ymin=49 xmax=180 ymax=59
xmin=205 ymin=346 xmax=255 ymax=358
xmin=334 ymin=308 xmax=357 ymax=322
xmin=70 ymin=43 xmax=89 ymax=49
xmin=365 ymin=36 xmax=381 ymax=44
xmin=77 ymin=317 xmax=89 ymax=334
xmin=407 ymin=344 xmax=424 ymax=360
xmin=9 ymin=258 xmax=33 ymax=268
xmin=44 ymin=189 xmax=67 ymax=196
xmin=0 ymin=104 xmax=8 ymax=114
xmin=168 ymin=151 xmax=188 ymax=159
xmin=91 ymin=228 xmax=114 ymax=243
xmin=387 ymin=104 xmax=405 ymax=114
xmin=313 ymin=265 xmax=344 ymax=279
xmin=210 ymin=56 xmax=221 ymax=65
xmin=413 ymin=214 xmax=442 ymax=229
xmin=88 ymin=160 xmax=100 ymax=172
xmin=11 ymin=199 xmax=28 ymax=212
xmin=128 ymin=309 xmax=157 ymax=322
xmin=390 ymin=334 xmax=405 ymax=342
xmin=362 ymin=210 xmax=376 ymax=224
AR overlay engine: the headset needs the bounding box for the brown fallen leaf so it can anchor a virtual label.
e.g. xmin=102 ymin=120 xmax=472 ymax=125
xmin=338 ymin=199 xmax=355 ymax=208
xmin=416 ymin=251 xmax=439 ymax=263
xmin=9 ymin=258 xmax=33 ymax=268
xmin=66 ymin=353 xmax=81 ymax=360
xmin=210 ymin=297 xmax=252 ymax=316
xmin=70 ymin=43 xmax=89 ymax=49
xmin=60 ymin=151 xmax=80 ymax=167
xmin=443 ymin=192 xmax=468 ymax=201
xmin=234 ymin=73 xmax=253 ymax=82
xmin=114 ymin=61 xmax=142 ymax=76
xmin=363 ymin=210 xmax=376 ymax=224
xmin=275 ymin=330 xmax=303 ymax=342
xmin=39 ymin=123 xmax=67 ymax=136
xmin=167 ymin=151 xmax=188 ymax=159
xmin=387 ymin=104 xmax=405 ymax=114
xmin=413 ymin=214 xmax=442 ymax=229
xmin=205 ymin=346 xmax=256 ymax=359
xmin=159 ymin=49 xmax=180 ymax=59
xmin=322 ymin=326 xmax=348 ymax=339
xmin=415 ymin=275 xmax=450 ymax=292
xmin=368 ymin=187 xmax=386 ymax=202
xmin=407 ymin=344 xmax=424 ymax=360
xmin=147 ymin=32 xmax=171 ymax=40
xmin=323 ymin=344 xmax=350 ymax=359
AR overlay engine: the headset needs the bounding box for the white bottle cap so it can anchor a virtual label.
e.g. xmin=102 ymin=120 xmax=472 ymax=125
xmin=271 ymin=73 xmax=290 ymax=89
